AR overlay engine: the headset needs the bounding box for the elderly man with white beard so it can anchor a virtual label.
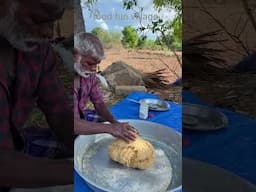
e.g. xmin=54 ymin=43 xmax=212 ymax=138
xmin=73 ymin=32 xmax=139 ymax=142
xmin=0 ymin=0 xmax=73 ymax=189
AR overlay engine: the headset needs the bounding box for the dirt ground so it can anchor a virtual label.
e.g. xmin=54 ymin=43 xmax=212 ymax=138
xmin=100 ymin=46 xmax=181 ymax=78
xmin=27 ymin=47 xmax=182 ymax=127
xmin=100 ymin=46 xmax=182 ymax=105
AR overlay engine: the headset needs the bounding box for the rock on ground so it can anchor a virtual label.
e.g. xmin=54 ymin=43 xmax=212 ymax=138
xmin=102 ymin=61 xmax=145 ymax=88
xmin=115 ymin=85 xmax=147 ymax=96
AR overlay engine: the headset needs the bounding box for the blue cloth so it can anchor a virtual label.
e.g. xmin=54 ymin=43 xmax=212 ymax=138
xmin=110 ymin=92 xmax=182 ymax=132
xmin=74 ymin=170 xmax=93 ymax=192
xmin=173 ymin=78 xmax=182 ymax=86
xmin=75 ymin=92 xmax=182 ymax=192
xmin=234 ymin=53 xmax=256 ymax=72
xmin=183 ymin=90 xmax=256 ymax=185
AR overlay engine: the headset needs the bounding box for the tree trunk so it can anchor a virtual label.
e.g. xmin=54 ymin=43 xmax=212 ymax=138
xmin=74 ymin=0 xmax=86 ymax=33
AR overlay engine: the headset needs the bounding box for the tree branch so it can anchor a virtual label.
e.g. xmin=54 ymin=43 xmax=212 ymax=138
xmin=241 ymin=0 xmax=256 ymax=33
xmin=198 ymin=0 xmax=250 ymax=55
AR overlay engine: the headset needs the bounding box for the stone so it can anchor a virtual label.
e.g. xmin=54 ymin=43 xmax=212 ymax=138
xmin=115 ymin=85 xmax=147 ymax=96
xmin=102 ymin=61 xmax=145 ymax=87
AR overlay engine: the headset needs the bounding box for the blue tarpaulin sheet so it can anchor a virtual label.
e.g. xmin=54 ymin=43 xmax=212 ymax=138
xmin=183 ymin=90 xmax=256 ymax=185
xmin=75 ymin=92 xmax=182 ymax=192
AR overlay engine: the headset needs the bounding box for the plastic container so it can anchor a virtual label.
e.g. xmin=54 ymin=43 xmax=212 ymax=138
xmin=84 ymin=110 xmax=102 ymax=122
xmin=139 ymin=100 xmax=149 ymax=119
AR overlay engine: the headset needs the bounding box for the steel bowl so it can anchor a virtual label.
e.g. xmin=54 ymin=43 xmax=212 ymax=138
xmin=74 ymin=119 xmax=181 ymax=192
xmin=183 ymin=103 xmax=228 ymax=131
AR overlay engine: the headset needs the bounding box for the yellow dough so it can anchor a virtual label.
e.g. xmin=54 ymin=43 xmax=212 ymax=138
xmin=108 ymin=137 xmax=155 ymax=169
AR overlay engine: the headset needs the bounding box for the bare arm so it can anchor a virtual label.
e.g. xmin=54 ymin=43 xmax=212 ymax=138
xmin=45 ymin=111 xmax=74 ymax=155
xmin=74 ymin=118 xmax=137 ymax=142
xmin=94 ymin=102 xmax=117 ymax=123
xmin=0 ymin=150 xmax=73 ymax=188
xmin=74 ymin=118 xmax=112 ymax=135
xmin=37 ymin=44 xmax=73 ymax=154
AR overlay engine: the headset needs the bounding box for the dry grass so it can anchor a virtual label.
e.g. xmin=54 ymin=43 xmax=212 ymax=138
xmin=184 ymin=71 xmax=256 ymax=118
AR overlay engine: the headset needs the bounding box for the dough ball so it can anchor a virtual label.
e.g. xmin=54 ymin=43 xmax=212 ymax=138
xmin=108 ymin=137 xmax=155 ymax=169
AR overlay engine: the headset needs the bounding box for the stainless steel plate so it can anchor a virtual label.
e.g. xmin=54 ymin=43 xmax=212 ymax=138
xmin=183 ymin=103 xmax=228 ymax=131
xmin=140 ymin=99 xmax=170 ymax=111
xmin=74 ymin=120 xmax=181 ymax=192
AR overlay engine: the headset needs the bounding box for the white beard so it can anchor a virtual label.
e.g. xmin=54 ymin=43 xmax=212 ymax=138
xmin=74 ymin=62 xmax=95 ymax=78
xmin=0 ymin=1 xmax=46 ymax=52
xmin=74 ymin=55 xmax=96 ymax=78
xmin=74 ymin=62 xmax=109 ymax=88
xmin=74 ymin=56 xmax=109 ymax=88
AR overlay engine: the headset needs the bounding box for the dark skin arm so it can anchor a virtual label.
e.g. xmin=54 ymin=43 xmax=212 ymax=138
xmin=95 ymin=102 xmax=140 ymax=139
xmin=94 ymin=102 xmax=117 ymax=123
xmin=74 ymin=118 xmax=137 ymax=142
xmin=0 ymin=150 xmax=73 ymax=188
xmin=45 ymin=110 xmax=74 ymax=155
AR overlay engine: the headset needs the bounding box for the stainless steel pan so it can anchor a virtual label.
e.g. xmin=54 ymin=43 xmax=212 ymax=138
xmin=74 ymin=119 xmax=182 ymax=192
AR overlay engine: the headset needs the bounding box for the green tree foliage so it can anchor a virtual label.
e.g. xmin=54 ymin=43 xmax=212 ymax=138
xmin=171 ymin=16 xmax=181 ymax=48
xmin=121 ymin=26 xmax=139 ymax=48
xmin=123 ymin=0 xmax=182 ymax=50
xmin=86 ymin=0 xmax=182 ymax=51
xmin=137 ymin=35 xmax=147 ymax=49
xmin=144 ymin=39 xmax=162 ymax=50
xmin=91 ymin=27 xmax=110 ymax=48
xmin=91 ymin=27 xmax=121 ymax=49
xmin=110 ymin=31 xmax=122 ymax=44
xmin=155 ymin=34 xmax=174 ymax=46
xmin=91 ymin=27 xmax=106 ymax=38
xmin=153 ymin=0 xmax=181 ymax=15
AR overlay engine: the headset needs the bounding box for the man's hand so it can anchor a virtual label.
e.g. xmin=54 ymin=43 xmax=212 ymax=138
xmin=110 ymin=122 xmax=138 ymax=142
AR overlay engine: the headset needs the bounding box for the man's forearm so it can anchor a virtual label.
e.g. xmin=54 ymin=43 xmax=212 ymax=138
xmin=74 ymin=118 xmax=113 ymax=135
xmin=0 ymin=150 xmax=73 ymax=188
xmin=94 ymin=103 xmax=117 ymax=123
xmin=46 ymin=111 xmax=74 ymax=155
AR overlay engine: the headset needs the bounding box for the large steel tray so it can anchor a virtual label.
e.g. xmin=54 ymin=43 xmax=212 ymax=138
xmin=74 ymin=119 xmax=181 ymax=192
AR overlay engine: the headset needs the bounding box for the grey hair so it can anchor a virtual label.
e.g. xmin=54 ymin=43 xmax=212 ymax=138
xmin=0 ymin=0 xmax=55 ymax=51
xmin=74 ymin=32 xmax=105 ymax=61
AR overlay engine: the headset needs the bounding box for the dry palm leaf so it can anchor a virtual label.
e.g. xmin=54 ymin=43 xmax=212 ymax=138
xmin=183 ymin=30 xmax=230 ymax=74
xmin=143 ymin=69 xmax=177 ymax=89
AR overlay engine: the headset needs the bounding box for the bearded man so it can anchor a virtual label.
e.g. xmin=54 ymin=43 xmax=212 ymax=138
xmin=0 ymin=0 xmax=73 ymax=189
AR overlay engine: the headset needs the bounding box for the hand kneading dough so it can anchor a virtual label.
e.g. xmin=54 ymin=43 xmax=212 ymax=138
xmin=108 ymin=137 xmax=155 ymax=169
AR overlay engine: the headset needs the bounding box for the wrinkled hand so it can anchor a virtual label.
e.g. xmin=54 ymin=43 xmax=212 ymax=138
xmin=110 ymin=122 xmax=139 ymax=142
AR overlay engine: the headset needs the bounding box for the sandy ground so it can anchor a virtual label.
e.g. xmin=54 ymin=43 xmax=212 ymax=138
xmin=100 ymin=47 xmax=182 ymax=83
xmin=98 ymin=47 xmax=182 ymax=105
